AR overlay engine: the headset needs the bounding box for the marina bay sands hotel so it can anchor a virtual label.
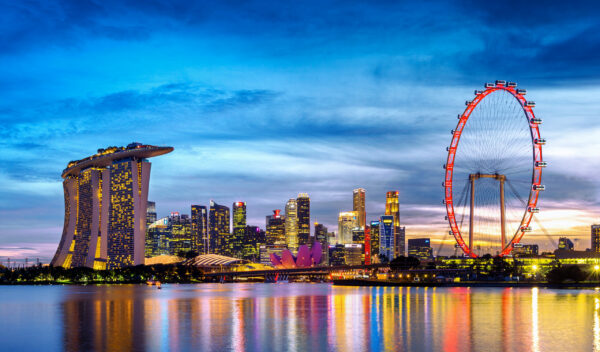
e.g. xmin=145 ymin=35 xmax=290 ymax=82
xmin=51 ymin=143 xmax=173 ymax=269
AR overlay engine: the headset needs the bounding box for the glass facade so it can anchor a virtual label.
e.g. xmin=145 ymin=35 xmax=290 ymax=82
xmin=209 ymin=201 xmax=230 ymax=255
xmin=231 ymin=202 xmax=247 ymax=258
xmin=191 ymin=205 xmax=208 ymax=254
xmin=380 ymin=215 xmax=394 ymax=261
xmin=285 ymin=199 xmax=299 ymax=252
xmin=297 ymin=193 xmax=310 ymax=246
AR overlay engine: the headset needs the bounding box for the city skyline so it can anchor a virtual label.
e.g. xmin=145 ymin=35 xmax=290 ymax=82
xmin=2 ymin=1 xmax=600 ymax=262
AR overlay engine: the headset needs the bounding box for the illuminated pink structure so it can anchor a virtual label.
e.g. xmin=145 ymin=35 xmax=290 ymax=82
xmin=270 ymin=242 xmax=323 ymax=268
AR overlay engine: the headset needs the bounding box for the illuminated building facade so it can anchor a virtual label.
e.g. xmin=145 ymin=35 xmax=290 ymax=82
xmin=344 ymin=244 xmax=363 ymax=265
xmin=259 ymin=244 xmax=286 ymax=266
xmin=314 ymin=222 xmax=329 ymax=265
xmin=385 ymin=191 xmax=405 ymax=257
xmin=369 ymin=221 xmax=380 ymax=257
xmin=297 ymin=193 xmax=311 ymax=246
xmin=329 ymin=244 xmax=345 ymax=266
xmin=353 ymin=188 xmax=366 ymax=228
xmin=209 ymin=201 xmax=230 ymax=255
xmin=242 ymin=225 xmax=265 ymax=262
xmin=146 ymin=201 xmax=157 ymax=226
xmin=231 ymin=202 xmax=247 ymax=258
xmin=169 ymin=213 xmax=192 ymax=255
xmin=285 ymin=199 xmax=299 ymax=252
xmin=558 ymin=237 xmax=574 ymax=251
xmin=512 ymin=243 xmax=539 ymax=256
xmin=407 ymin=238 xmax=433 ymax=261
xmin=191 ymin=205 xmax=208 ymax=254
xmin=266 ymin=210 xmax=286 ymax=246
xmin=379 ymin=215 xmax=394 ymax=261
xmin=592 ymin=225 xmax=600 ymax=253
xmin=338 ymin=211 xmax=358 ymax=244
xmin=364 ymin=226 xmax=371 ymax=265
xmin=145 ymin=217 xmax=170 ymax=257
xmin=51 ymin=143 xmax=173 ymax=269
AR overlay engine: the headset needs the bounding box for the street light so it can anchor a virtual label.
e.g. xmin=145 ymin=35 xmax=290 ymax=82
xmin=594 ymin=265 xmax=600 ymax=271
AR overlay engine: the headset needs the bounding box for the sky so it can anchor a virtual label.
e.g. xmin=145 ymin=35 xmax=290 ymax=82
xmin=1 ymin=0 xmax=600 ymax=262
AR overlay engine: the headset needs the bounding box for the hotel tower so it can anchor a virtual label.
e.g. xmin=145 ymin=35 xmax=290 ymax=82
xmin=51 ymin=143 xmax=173 ymax=269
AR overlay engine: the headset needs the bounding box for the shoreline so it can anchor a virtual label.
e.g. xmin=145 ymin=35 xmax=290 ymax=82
xmin=332 ymin=279 xmax=600 ymax=289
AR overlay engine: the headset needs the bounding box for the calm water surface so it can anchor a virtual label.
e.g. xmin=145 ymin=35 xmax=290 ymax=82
xmin=0 ymin=283 xmax=598 ymax=351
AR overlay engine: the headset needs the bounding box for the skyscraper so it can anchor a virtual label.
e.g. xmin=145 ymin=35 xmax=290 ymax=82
xmin=592 ymin=225 xmax=600 ymax=253
xmin=369 ymin=220 xmax=380 ymax=258
xmin=231 ymin=202 xmax=247 ymax=258
xmin=385 ymin=191 xmax=405 ymax=257
xmin=191 ymin=205 xmax=208 ymax=254
xmin=209 ymin=201 xmax=230 ymax=255
xmin=51 ymin=143 xmax=173 ymax=269
xmin=407 ymin=238 xmax=433 ymax=260
xmin=146 ymin=201 xmax=157 ymax=227
xmin=338 ymin=211 xmax=358 ymax=244
xmin=169 ymin=213 xmax=192 ymax=255
xmin=285 ymin=199 xmax=299 ymax=252
xmin=242 ymin=225 xmax=266 ymax=262
xmin=297 ymin=193 xmax=310 ymax=246
xmin=266 ymin=210 xmax=286 ymax=246
xmin=353 ymin=188 xmax=366 ymax=228
xmin=379 ymin=215 xmax=394 ymax=261
xmin=558 ymin=237 xmax=574 ymax=251
xmin=314 ymin=222 xmax=329 ymax=265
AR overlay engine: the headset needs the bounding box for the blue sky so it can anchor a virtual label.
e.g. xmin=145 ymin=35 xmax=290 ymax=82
xmin=1 ymin=0 xmax=600 ymax=262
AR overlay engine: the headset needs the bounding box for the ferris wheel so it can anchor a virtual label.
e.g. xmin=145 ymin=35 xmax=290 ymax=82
xmin=443 ymin=80 xmax=545 ymax=258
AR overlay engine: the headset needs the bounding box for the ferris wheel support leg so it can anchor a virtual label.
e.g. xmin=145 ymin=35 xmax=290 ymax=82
xmin=469 ymin=175 xmax=475 ymax=254
xmin=500 ymin=176 xmax=506 ymax=252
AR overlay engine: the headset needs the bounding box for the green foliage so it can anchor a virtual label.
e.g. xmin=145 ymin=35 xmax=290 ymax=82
xmin=546 ymin=265 xmax=587 ymax=284
xmin=0 ymin=264 xmax=204 ymax=285
xmin=390 ymin=256 xmax=420 ymax=270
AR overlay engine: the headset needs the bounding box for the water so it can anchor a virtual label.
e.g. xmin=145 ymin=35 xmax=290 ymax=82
xmin=0 ymin=283 xmax=598 ymax=351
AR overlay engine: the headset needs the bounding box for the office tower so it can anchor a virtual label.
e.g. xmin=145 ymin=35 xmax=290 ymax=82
xmin=344 ymin=244 xmax=363 ymax=265
xmin=191 ymin=205 xmax=208 ymax=254
xmin=364 ymin=226 xmax=371 ymax=265
xmin=259 ymin=244 xmax=287 ymax=266
xmin=379 ymin=215 xmax=394 ymax=261
xmin=370 ymin=221 xmax=380 ymax=257
xmin=592 ymin=225 xmax=600 ymax=253
xmin=353 ymin=188 xmax=366 ymax=228
xmin=557 ymin=237 xmax=574 ymax=251
xmin=297 ymin=193 xmax=311 ymax=246
xmin=385 ymin=191 xmax=405 ymax=257
xmin=329 ymin=244 xmax=345 ymax=266
xmin=314 ymin=222 xmax=329 ymax=265
xmin=338 ymin=211 xmax=358 ymax=244
xmin=407 ymin=238 xmax=433 ymax=261
xmin=242 ymin=225 xmax=265 ymax=262
xmin=145 ymin=217 xmax=170 ymax=257
xmin=146 ymin=201 xmax=157 ymax=226
xmin=285 ymin=199 xmax=299 ymax=252
xmin=51 ymin=143 xmax=173 ymax=269
xmin=169 ymin=213 xmax=192 ymax=255
xmin=231 ymin=202 xmax=247 ymax=258
xmin=209 ymin=201 xmax=230 ymax=255
xmin=266 ymin=210 xmax=286 ymax=246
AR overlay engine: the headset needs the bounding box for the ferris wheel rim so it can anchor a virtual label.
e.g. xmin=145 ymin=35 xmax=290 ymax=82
xmin=444 ymin=82 xmax=544 ymax=258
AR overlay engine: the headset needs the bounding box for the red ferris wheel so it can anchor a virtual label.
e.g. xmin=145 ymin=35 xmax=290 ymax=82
xmin=444 ymin=80 xmax=545 ymax=258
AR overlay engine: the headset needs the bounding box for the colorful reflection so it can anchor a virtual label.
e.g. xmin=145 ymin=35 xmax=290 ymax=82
xmin=2 ymin=284 xmax=600 ymax=351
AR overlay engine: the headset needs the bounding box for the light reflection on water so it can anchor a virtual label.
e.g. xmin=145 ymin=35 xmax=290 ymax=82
xmin=0 ymin=284 xmax=598 ymax=351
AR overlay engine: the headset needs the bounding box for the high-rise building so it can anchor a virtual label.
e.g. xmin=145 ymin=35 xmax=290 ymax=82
xmin=344 ymin=244 xmax=363 ymax=266
xmin=297 ymin=193 xmax=311 ymax=246
xmin=242 ymin=225 xmax=266 ymax=262
xmin=407 ymin=238 xmax=433 ymax=261
xmin=353 ymin=188 xmax=366 ymax=228
xmin=146 ymin=201 xmax=157 ymax=227
xmin=385 ymin=191 xmax=405 ymax=257
xmin=364 ymin=225 xmax=371 ymax=265
xmin=145 ymin=217 xmax=170 ymax=257
xmin=266 ymin=210 xmax=286 ymax=246
xmin=231 ymin=202 xmax=247 ymax=258
xmin=338 ymin=211 xmax=358 ymax=244
xmin=191 ymin=205 xmax=208 ymax=254
xmin=370 ymin=220 xmax=380 ymax=257
xmin=380 ymin=215 xmax=395 ymax=261
xmin=329 ymin=244 xmax=345 ymax=266
xmin=592 ymin=225 xmax=600 ymax=253
xmin=259 ymin=244 xmax=287 ymax=266
xmin=285 ymin=199 xmax=299 ymax=252
xmin=558 ymin=237 xmax=574 ymax=251
xmin=169 ymin=213 xmax=192 ymax=255
xmin=209 ymin=201 xmax=230 ymax=255
xmin=314 ymin=222 xmax=329 ymax=265
xmin=51 ymin=143 xmax=173 ymax=269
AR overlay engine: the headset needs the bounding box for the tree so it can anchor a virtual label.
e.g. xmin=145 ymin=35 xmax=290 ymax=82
xmin=390 ymin=256 xmax=420 ymax=271
xmin=546 ymin=265 xmax=587 ymax=284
